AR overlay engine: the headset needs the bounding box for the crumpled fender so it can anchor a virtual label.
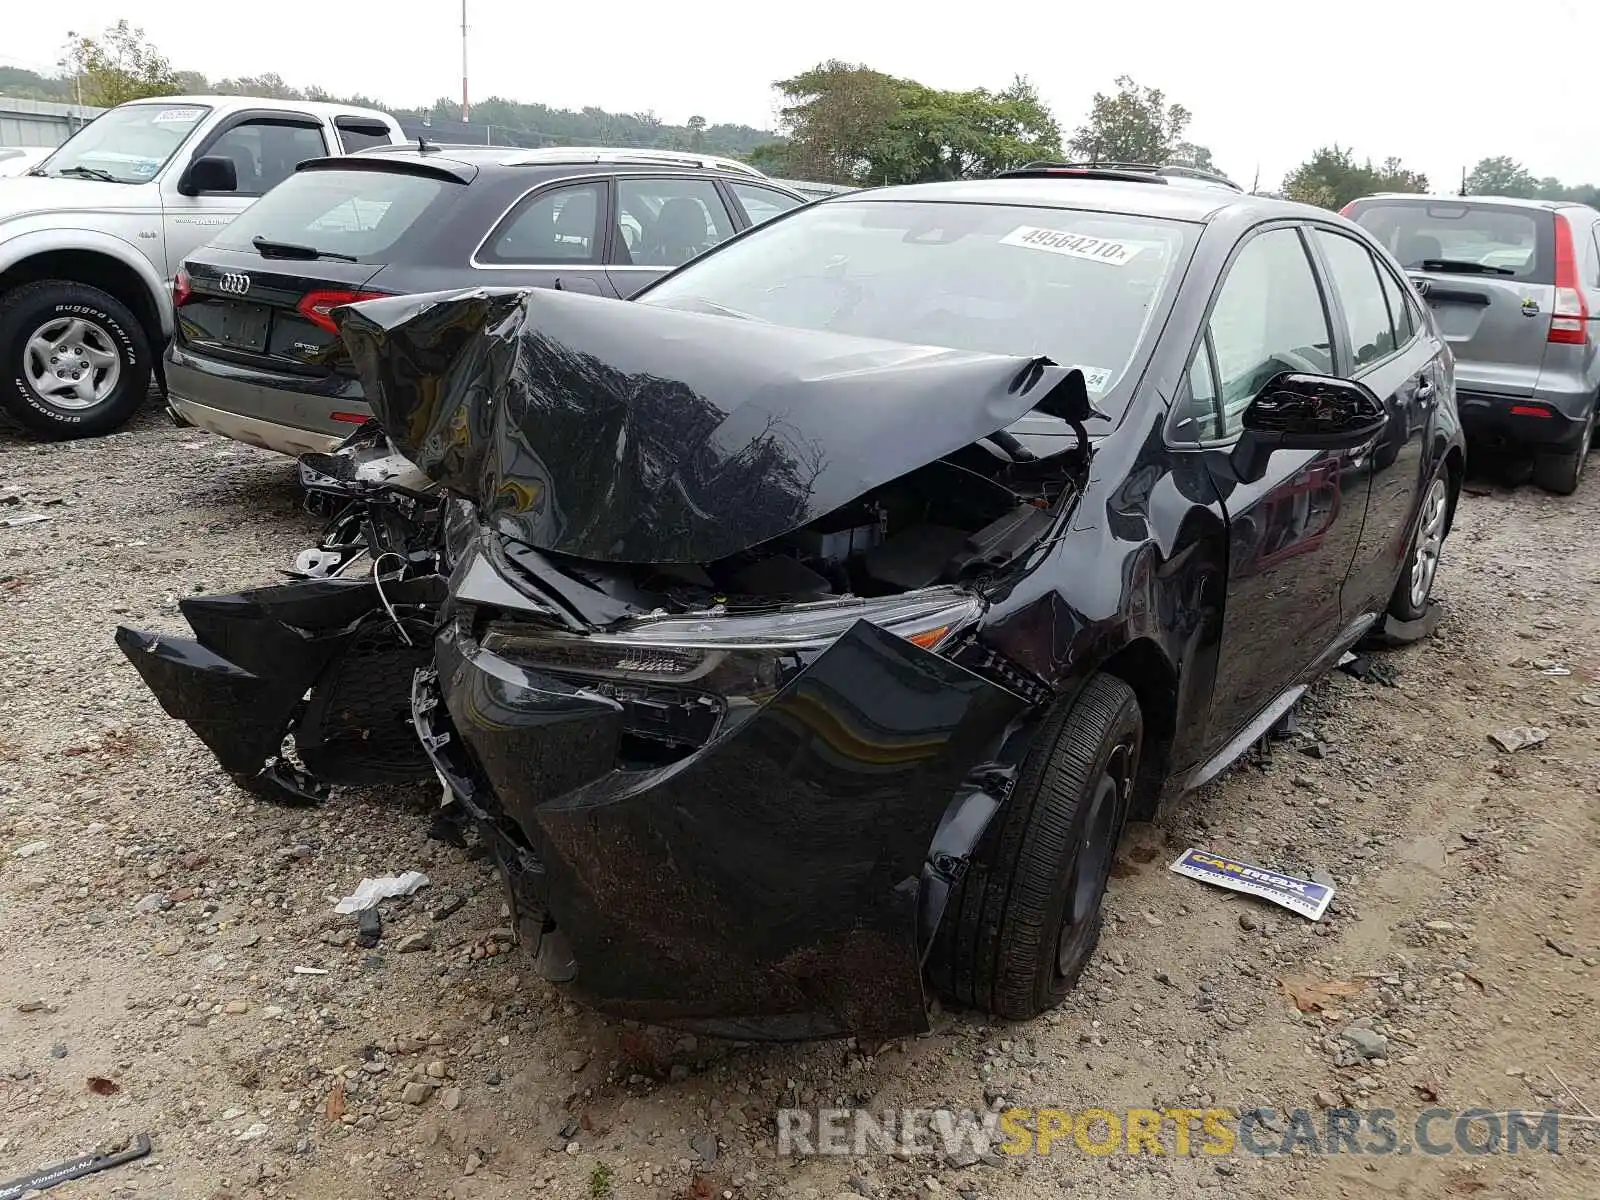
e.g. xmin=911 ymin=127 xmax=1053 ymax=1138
xmin=116 ymin=575 xmax=443 ymax=801
xmin=432 ymin=616 xmax=1028 ymax=1039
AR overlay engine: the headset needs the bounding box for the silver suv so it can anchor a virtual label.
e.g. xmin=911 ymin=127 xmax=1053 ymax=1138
xmin=1344 ymin=194 xmax=1599 ymax=493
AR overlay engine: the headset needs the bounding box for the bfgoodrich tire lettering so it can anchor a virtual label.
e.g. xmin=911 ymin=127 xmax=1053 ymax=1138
xmin=928 ymin=673 xmax=1141 ymax=1020
xmin=0 ymin=280 xmax=152 ymax=438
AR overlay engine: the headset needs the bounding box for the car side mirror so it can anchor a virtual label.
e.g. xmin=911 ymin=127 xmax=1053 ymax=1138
xmin=1230 ymin=372 xmax=1386 ymax=481
xmin=178 ymin=155 xmax=238 ymax=196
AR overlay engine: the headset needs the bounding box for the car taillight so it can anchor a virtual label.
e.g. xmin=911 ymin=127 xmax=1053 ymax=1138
xmin=173 ymin=268 xmax=192 ymax=308
xmin=1339 ymin=202 xmax=1356 ymax=218
xmin=1549 ymin=214 xmax=1588 ymax=346
xmin=296 ymin=290 xmax=386 ymax=335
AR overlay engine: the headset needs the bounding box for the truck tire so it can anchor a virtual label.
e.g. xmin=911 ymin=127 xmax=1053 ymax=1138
xmin=928 ymin=674 xmax=1141 ymax=1020
xmin=1531 ymin=401 xmax=1594 ymax=496
xmin=0 ymin=280 xmax=153 ymax=438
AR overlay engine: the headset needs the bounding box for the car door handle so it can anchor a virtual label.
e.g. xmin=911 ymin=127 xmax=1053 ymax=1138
xmin=1415 ymin=378 xmax=1435 ymax=403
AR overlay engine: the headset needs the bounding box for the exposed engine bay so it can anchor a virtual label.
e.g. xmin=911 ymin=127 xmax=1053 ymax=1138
xmin=511 ymin=450 xmax=1083 ymax=618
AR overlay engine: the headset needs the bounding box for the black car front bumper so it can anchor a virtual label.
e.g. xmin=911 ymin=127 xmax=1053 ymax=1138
xmin=417 ymin=613 xmax=1029 ymax=1040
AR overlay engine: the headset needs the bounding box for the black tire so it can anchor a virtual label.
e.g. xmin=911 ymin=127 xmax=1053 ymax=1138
xmin=928 ymin=674 xmax=1141 ymax=1021
xmin=1387 ymin=471 xmax=1452 ymax=622
xmin=1531 ymin=402 xmax=1594 ymax=496
xmin=0 ymin=279 xmax=153 ymax=438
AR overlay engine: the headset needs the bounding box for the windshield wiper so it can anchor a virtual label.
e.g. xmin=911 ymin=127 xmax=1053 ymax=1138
xmin=1413 ymin=258 xmax=1516 ymax=277
xmin=252 ymin=236 xmax=359 ymax=263
xmin=52 ymin=165 xmax=119 ymax=183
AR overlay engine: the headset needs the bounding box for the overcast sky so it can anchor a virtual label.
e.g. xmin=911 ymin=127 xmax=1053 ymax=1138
xmin=7 ymin=0 xmax=1599 ymax=191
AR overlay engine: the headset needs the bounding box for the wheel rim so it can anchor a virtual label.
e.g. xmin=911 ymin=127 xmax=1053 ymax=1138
xmin=1409 ymin=477 xmax=1449 ymax=611
xmin=21 ymin=316 xmax=122 ymax=410
xmin=1057 ymin=739 xmax=1135 ymax=974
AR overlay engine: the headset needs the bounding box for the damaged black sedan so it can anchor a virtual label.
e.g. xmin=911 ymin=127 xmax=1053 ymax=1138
xmin=118 ymin=175 xmax=1464 ymax=1040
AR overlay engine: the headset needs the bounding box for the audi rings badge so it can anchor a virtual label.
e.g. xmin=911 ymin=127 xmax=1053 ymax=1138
xmin=218 ymin=272 xmax=252 ymax=296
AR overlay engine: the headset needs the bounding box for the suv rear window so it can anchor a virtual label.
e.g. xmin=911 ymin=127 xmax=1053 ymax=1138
xmin=1350 ymin=200 xmax=1551 ymax=284
xmin=213 ymin=167 xmax=457 ymax=262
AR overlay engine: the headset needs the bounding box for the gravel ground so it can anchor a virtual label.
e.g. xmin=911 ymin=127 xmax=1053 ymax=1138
xmin=2 ymin=402 xmax=1597 ymax=1200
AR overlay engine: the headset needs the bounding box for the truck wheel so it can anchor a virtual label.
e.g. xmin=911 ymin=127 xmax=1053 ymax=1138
xmin=928 ymin=674 xmax=1141 ymax=1020
xmin=0 ymin=280 xmax=153 ymax=438
xmin=1531 ymin=402 xmax=1594 ymax=496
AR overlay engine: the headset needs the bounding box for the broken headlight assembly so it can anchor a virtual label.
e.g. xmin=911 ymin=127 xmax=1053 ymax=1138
xmin=479 ymin=587 xmax=984 ymax=761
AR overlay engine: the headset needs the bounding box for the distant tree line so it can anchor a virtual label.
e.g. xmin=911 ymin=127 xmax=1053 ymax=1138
xmin=7 ymin=20 xmax=1599 ymax=202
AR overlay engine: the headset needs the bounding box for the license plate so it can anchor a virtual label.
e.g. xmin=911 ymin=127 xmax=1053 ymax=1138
xmin=216 ymin=303 xmax=271 ymax=352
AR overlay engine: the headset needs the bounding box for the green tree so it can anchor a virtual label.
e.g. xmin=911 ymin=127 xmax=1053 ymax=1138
xmin=1282 ymin=145 xmax=1427 ymax=210
xmin=1464 ymin=155 xmax=1537 ymax=198
xmin=1067 ymin=75 xmax=1190 ymax=164
xmin=773 ymin=64 xmax=1060 ymax=186
xmin=211 ymin=72 xmax=303 ymax=100
xmin=59 ymin=20 xmax=180 ymax=107
xmin=686 ymin=114 xmax=706 ymax=151
xmin=1168 ymin=141 xmax=1217 ymax=171
xmin=774 ymin=61 xmax=902 ymax=184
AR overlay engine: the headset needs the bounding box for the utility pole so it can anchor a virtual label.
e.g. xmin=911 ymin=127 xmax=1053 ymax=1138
xmin=460 ymin=0 xmax=470 ymax=124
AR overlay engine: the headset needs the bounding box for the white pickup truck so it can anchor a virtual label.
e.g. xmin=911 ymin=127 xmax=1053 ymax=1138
xmin=0 ymin=95 xmax=406 ymax=437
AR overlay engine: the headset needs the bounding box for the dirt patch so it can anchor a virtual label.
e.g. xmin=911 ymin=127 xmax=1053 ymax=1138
xmin=1 ymin=409 xmax=1596 ymax=1199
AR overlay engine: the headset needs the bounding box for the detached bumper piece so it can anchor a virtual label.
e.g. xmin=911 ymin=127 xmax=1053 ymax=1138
xmin=116 ymin=576 xmax=445 ymax=803
xmin=420 ymin=617 xmax=1026 ymax=1041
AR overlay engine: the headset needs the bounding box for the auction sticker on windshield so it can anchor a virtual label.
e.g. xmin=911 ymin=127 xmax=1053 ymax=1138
xmin=1075 ymin=366 xmax=1113 ymax=393
xmin=152 ymin=108 xmax=205 ymax=124
xmin=1000 ymin=226 xmax=1158 ymax=266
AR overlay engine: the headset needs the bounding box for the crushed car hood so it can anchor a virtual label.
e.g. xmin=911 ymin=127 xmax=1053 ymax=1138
xmin=337 ymin=287 xmax=1079 ymax=564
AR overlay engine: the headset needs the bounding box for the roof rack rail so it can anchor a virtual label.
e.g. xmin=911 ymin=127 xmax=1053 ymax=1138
xmin=997 ymin=160 xmax=1243 ymax=192
xmin=495 ymin=146 xmax=768 ymax=177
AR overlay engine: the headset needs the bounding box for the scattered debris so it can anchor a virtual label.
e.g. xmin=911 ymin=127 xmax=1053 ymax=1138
xmin=0 ymin=512 xmax=53 ymax=529
xmin=430 ymin=894 xmax=467 ymax=922
xmin=1488 ymin=727 xmax=1549 ymax=753
xmin=1544 ymin=936 xmax=1577 ymax=959
xmin=326 ymin=1079 xmax=346 ymax=1121
xmin=292 ymin=965 xmax=329 ymax=975
xmin=0 ymin=1133 xmax=151 ymax=1199
xmin=16 ymin=999 xmax=53 ymax=1014
xmin=1169 ymin=848 xmax=1335 ymax=920
xmin=1279 ymin=976 xmax=1365 ymax=1013
xmin=1360 ymin=602 xmax=1442 ymax=649
xmin=85 ymin=1077 xmax=120 ymax=1097
xmin=356 ymin=908 xmax=382 ymax=948
xmin=1339 ymin=654 xmax=1400 ymax=686
xmin=691 ymin=1132 xmax=719 ymax=1163
xmin=12 ymin=841 xmax=50 ymax=860
xmin=397 ymin=930 xmax=434 ymax=954
xmin=333 ymin=871 xmax=430 ymax=914
xmin=1340 ymin=1026 xmax=1389 ymax=1060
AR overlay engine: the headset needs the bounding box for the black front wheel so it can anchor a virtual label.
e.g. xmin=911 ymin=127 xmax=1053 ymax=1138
xmin=0 ymin=280 xmax=152 ymax=438
xmin=928 ymin=673 xmax=1141 ymax=1020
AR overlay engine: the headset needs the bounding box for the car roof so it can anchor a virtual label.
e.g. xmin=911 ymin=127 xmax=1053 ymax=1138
xmin=1353 ymin=192 xmax=1594 ymax=213
xmin=323 ymin=143 xmax=804 ymax=193
xmin=823 ymin=177 xmax=1323 ymax=225
xmin=119 ymin=95 xmax=394 ymax=120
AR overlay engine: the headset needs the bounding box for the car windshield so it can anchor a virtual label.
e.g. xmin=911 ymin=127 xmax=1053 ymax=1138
xmin=212 ymin=168 xmax=457 ymax=262
xmin=1352 ymin=201 xmax=1549 ymax=284
xmin=638 ymin=199 xmax=1197 ymax=418
xmin=39 ymin=103 xmax=210 ymax=184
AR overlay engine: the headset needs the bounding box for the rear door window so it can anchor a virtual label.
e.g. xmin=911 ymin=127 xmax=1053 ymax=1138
xmin=616 ymin=176 xmax=737 ymax=266
xmin=1350 ymin=201 xmax=1550 ymax=284
xmin=212 ymin=168 xmax=456 ymax=260
xmin=1312 ymin=229 xmax=1399 ymax=368
xmin=727 ymin=181 xmax=804 ymax=228
xmin=1375 ymin=263 xmax=1415 ymax=344
xmin=205 ymin=119 xmax=330 ymax=196
xmin=479 ymin=181 xmax=606 ymax=265
xmin=335 ymin=118 xmax=394 ymax=154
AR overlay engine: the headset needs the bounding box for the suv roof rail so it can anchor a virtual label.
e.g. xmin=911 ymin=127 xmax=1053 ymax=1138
xmin=996 ymin=160 xmax=1243 ymax=192
xmin=494 ymin=146 xmax=768 ymax=177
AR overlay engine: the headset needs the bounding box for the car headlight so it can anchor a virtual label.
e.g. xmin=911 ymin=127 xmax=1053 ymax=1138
xmin=478 ymin=587 xmax=983 ymax=752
